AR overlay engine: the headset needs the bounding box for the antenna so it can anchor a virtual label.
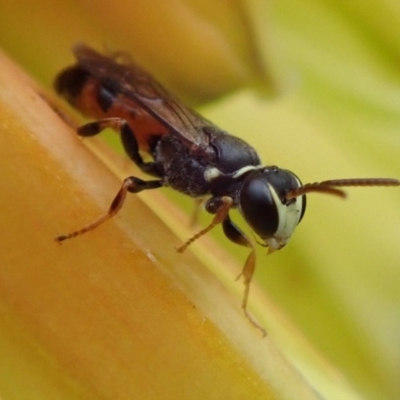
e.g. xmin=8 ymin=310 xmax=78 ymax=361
xmin=286 ymin=178 xmax=400 ymax=200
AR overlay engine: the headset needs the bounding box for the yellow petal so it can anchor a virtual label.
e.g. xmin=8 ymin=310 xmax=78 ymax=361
xmin=0 ymin=46 xmax=322 ymax=400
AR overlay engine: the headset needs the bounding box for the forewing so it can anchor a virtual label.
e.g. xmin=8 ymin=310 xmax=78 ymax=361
xmin=73 ymin=44 xmax=211 ymax=148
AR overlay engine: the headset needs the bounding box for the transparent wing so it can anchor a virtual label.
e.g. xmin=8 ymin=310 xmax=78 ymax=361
xmin=73 ymin=44 xmax=212 ymax=149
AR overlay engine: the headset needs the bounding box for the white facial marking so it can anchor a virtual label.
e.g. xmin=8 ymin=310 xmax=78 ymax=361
xmin=267 ymin=180 xmax=304 ymax=252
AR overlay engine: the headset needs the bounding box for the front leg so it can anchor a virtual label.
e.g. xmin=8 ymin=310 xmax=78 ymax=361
xmin=222 ymin=216 xmax=265 ymax=336
xmin=177 ymin=196 xmax=265 ymax=335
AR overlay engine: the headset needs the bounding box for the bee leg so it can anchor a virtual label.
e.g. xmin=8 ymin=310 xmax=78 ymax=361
xmin=177 ymin=195 xmax=265 ymax=335
xmin=222 ymin=216 xmax=266 ymax=337
xmin=55 ymin=176 xmax=162 ymax=242
xmin=189 ymin=198 xmax=206 ymax=228
xmin=176 ymin=196 xmax=232 ymax=253
xmin=78 ymin=118 xmax=162 ymax=177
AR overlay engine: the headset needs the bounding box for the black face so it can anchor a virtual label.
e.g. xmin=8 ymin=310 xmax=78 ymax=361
xmin=238 ymin=167 xmax=307 ymax=243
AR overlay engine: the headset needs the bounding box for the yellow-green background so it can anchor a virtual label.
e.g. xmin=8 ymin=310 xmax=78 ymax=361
xmin=1 ymin=1 xmax=400 ymax=399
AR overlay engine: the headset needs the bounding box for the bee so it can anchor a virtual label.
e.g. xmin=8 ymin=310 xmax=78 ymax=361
xmin=55 ymin=45 xmax=399 ymax=335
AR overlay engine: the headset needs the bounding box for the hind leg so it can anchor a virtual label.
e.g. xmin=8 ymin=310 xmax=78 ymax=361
xmin=78 ymin=117 xmax=161 ymax=177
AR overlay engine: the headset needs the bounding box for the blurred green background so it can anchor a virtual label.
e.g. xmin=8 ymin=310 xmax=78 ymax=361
xmin=1 ymin=1 xmax=400 ymax=399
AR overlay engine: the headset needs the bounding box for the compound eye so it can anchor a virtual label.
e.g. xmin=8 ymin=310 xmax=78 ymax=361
xmin=238 ymin=175 xmax=279 ymax=239
xmin=238 ymin=168 xmax=306 ymax=240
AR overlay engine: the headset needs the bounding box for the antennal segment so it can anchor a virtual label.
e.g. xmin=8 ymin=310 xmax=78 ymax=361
xmin=286 ymin=178 xmax=400 ymax=200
